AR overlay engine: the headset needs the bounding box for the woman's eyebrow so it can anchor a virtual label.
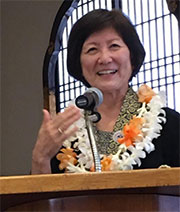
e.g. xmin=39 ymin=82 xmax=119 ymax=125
xmin=84 ymin=38 xmax=122 ymax=46
xmin=83 ymin=41 xmax=97 ymax=46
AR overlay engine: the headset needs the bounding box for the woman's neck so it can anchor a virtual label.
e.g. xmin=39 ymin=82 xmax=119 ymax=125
xmin=96 ymin=86 xmax=129 ymax=132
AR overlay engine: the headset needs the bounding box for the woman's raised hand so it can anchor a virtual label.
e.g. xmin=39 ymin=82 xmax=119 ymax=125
xmin=31 ymin=105 xmax=81 ymax=174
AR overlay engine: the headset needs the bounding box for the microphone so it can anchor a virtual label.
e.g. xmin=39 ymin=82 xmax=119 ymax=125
xmin=75 ymin=87 xmax=103 ymax=111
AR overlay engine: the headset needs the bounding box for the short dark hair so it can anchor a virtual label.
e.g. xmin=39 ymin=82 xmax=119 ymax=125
xmin=67 ymin=9 xmax=145 ymax=87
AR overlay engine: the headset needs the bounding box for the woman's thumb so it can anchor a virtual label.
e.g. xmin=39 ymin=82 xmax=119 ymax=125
xmin=42 ymin=109 xmax=51 ymax=124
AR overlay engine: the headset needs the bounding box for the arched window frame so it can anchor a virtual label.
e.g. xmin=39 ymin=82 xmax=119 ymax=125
xmin=43 ymin=0 xmax=180 ymax=116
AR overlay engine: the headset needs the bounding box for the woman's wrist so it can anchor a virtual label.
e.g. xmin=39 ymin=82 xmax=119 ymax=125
xmin=31 ymin=150 xmax=51 ymax=174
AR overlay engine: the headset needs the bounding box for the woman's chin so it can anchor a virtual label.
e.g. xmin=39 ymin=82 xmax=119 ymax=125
xmin=94 ymin=84 xmax=121 ymax=93
xmin=91 ymin=82 xmax=128 ymax=96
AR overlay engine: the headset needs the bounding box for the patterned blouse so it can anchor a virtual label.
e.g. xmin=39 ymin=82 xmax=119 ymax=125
xmin=94 ymin=87 xmax=141 ymax=155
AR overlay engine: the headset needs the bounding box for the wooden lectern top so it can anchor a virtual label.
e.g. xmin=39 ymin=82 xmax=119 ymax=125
xmin=1 ymin=168 xmax=180 ymax=195
xmin=0 ymin=168 xmax=180 ymax=211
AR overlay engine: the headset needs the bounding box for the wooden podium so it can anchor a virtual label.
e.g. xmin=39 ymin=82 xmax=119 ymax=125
xmin=1 ymin=168 xmax=180 ymax=211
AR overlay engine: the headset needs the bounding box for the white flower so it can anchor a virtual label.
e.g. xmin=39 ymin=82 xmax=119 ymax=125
xmin=63 ymin=140 xmax=72 ymax=148
xmin=128 ymin=145 xmax=146 ymax=166
xmin=66 ymin=162 xmax=88 ymax=173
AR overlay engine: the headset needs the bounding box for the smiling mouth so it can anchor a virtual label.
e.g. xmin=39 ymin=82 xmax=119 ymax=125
xmin=97 ymin=70 xmax=117 ymax=76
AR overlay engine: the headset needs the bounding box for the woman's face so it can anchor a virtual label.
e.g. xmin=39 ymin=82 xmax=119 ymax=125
xmin=80 ymin=27 xmax=132 ymax=93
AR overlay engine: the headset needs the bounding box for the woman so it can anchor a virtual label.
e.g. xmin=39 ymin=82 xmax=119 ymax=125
xmin=32 ymin=9 xmax=179 ymax=174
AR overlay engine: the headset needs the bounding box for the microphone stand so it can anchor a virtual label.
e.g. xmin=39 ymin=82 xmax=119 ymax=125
xmin=84 ymin=110 xmax=101 ymax=172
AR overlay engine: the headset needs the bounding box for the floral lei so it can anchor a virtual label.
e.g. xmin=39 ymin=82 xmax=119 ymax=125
xmin=56 ymin=85 xmax=166 ymax=173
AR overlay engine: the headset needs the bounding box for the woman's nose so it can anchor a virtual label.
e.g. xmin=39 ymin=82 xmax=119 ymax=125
xmin=97 ymin=50 xmax=112 ymax=64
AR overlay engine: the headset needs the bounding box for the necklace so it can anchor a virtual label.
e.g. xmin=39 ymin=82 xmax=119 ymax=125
xmin=56 ymin=85 xmax=166 ymax=173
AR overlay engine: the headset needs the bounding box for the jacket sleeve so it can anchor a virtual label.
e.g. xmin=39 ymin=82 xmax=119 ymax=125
xmin=161 ymin=107 xmax=180 ymax=167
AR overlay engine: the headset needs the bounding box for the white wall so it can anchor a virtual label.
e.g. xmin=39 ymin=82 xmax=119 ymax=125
xmin=1 ymin=0 xmax=63 ymax=176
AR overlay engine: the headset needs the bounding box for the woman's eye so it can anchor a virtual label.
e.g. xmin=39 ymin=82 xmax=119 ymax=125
xmin=86 ymin=47 xmax=97 ymax=53
xmin=110 ymin=44 xmax=120 ymax=49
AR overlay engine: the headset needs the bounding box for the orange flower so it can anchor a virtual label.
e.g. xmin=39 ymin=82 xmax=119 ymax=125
xmin=56 ymin=148 xmax=77 ymax=170
xmin=90 ymin=156 xmax=112 ymax=172
xmin=90 ymin=165 xmax=95 ymax=172
xmin=118 ymin=116 xmax=143 ymax=147
xmin=101 ymin=156 xmax=112 ymax=171
xmin=138 ymin=84 xmax=156 ymax=103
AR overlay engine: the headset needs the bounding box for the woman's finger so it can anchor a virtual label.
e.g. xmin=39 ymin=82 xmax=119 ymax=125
xmin=53 ymin=105 xmax=81 ymax=128
xmin=56 ymin=112 xmax=81 ymax=133
xmin=56 ymin=125 xmax=79 ymax=143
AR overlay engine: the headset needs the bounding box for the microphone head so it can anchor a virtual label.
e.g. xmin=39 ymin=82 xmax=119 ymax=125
xmin=75 ymin=87 xmax=103 ymax=110
xmin=87 ymin=87 xmax=103 ymax=107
